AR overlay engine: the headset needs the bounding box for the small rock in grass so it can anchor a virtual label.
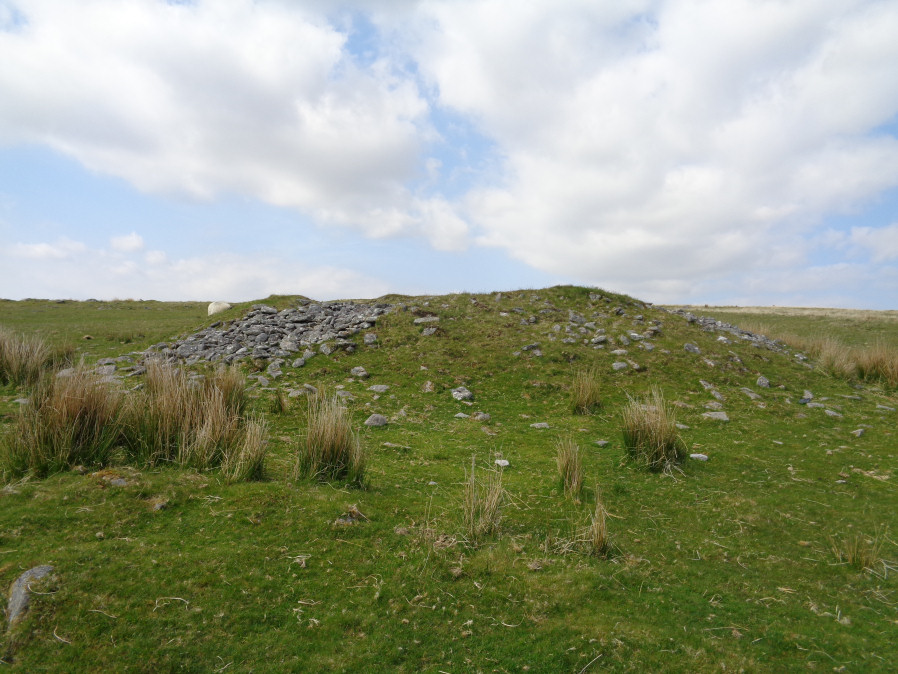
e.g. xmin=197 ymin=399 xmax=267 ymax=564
xmin=494 ymin=459 xmax=509 ymax=468
xmin=612 ymin=362 xmax=628 ymax=371
xmin=851 ymin=429 xmax=865 ymax=438
xmin=530 ymin=422 xmax=550 ymax=429
xmin=451 ymin=386 xmax=473 ymax=401
xmin=364 ymin=414 xmax=388 ymax=427
xmin=292 ymin=358 xmax=306 ymax=368
xmin=702 ymin=411 xmax=729 ymax=421
xmin=455 ymin=412 xmax=470 ymax=419
xmin=368 ymin=384 xmax=389 ymax=393
xmin=7 ymin=565 xmax=54 ymax=627
xmin=684 ymin=343 xmax=701 ymax=354
xmin=825 ymin=409 xmax=843 ymax=418
xmin=690 ymin=453 xmax=709 ymax=461
xmin=422 ymin=327 xmax=438 ymax=336
xmin=351 ymin=366 xmax=369 ymax=378
xmin=472 ymin=411 xmax=491 ymax=421
xmin=757 ymin=376 xmax=770 ymax=388
xmin=595 ymin=440 xmax=609 ymax=447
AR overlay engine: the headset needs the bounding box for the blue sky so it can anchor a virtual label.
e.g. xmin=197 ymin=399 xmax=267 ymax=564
xmin=2 ymin=0 xmax=897 ymax=308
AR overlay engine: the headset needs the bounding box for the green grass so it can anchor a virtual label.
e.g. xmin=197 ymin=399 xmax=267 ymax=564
xmin=1 ymin=287 xmax=896 ymax=671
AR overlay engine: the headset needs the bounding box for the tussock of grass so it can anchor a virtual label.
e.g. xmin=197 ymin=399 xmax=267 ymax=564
xmin=462 ymin=456 xmax=504 ymax=545
xmin=221 ymin=416 xmax=268 ymax=483
xmin=0 ymin=360 xmax=265 ymax=481
xmin=586 ymin=496 xmax=609 ymax=557
xmin=830 ymin=529 xmax=886 ymax=571
xmin=570 ymin=366 xmax=602 ymax=414
xmin=1 ymin=367 xmax=123 ymax=477
xmin=0 ymin=326 xmax=71 ymax=387
xmin=621 ymin=387 xmax=685 ymax=472
xmin=556 ymin=437 xmax=583 ymax=499
xmin=293 ymin=393 xmax=365 ymax=485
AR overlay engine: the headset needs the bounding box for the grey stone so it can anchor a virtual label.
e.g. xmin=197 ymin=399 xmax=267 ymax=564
xmin=472 ymin=411 xmax=491 ymax=421
xmin=56 ymin=368 xmax=75 ymax=378
xmin=455 ymin=412 xmax=470 ymax=419
xmin=363 ymin=333 xmax=377 ymax=345
xmin=690 ymin=453 xmax=709 ymax=461
xmin=319 ymin=343 xmax=334 ymax=356
xmin=825 ymin=409 xmax=843 ymax=418
xmin=351 ymin=366 xmax=369 ymax=379
xmin=530 ymin=422 xmax=550 ymax=429
xmin=256 ymin=376 xmax=270 ymax=387
xmin=876 ymin=404 xmax=895 ymax=411
xmin=741 ymin=388 xmax=762 ymax=400
xmin=364 ymin=414 xmax=388 ymax=427
xmin=684 ymin=343 xmax=701 ymax=354
xmin=451 ymin=386 xmax=473 ymax=401
xmin=757 ymin=376 xmax=770 ymax=388
xmin=851 ymin=428 xmax=865 ymax=437
xmin=612 ymin=362 xmax=628 ymax=371
xmin=702 ymin=411 xmax=729 ymax=421
xmin=413 ymin=316 xmax=439 ymax=324
xmin=12 ymin=398 xmax=29 ymax=405
xmin=335 ymin=390 xmax=354 ymax=400
xmin=595 ymin=440 xmax=609 ymax=447
xmin=422 ymin=327 xmax=438 ymax=336
xmin=368 ymin=384 xmax=390 ymax=393
xmin=292 ymin=358 xmax=306 ymax=368
xmin=7 ymin=565 xmax=54 ymax=628
xmin=494 ymin=459 xmax=509 ymax=468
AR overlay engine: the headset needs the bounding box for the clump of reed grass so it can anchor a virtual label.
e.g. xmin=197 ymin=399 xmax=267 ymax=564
xmin=555 ymin=437 xmax=583 ymax=499
xmin=830 ymin=528 xmax=886 ymax=572
xmin=570 ymin=366 xmax=602 ymax=414
xmin=462 ymin=456 xmax=504 ymax=545
xmin=269 ymin=388 xmax=289 ymax=414
xmin=585 ymin=496 xmax=609 ymax=557
xmin=855 ymin=340 xmax=898 ymax=388
xmin=293 ymin=393 xmax=366 ymax=486
xmin=1 ymin=367 xmax=123 ymax=478
xmin=221 ymin=416 xmax=268 ymax=483
xmin=0 ymin=327 xmax=71 ymax=387
xmin=621 ymin=387 xmax=685 ymax=472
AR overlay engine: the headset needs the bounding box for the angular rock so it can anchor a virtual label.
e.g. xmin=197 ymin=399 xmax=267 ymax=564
xmin=690 ymin=453 xmax=709 ymax=461
xmin=451 ymin=386 xmax=473 ymax=401
xmin=612 ymin=362 xmax=628 ymax=371
xmin=757 ymin=376 xmax=770 ymax=388
xmin=351 ymin=366 xmax=369 ymax=379
xmin=368 ymin=384 xmax=389 ymax=393
xmin=702 ymin=411 xmax=729 ymax=421
xmin=530 ymin=422 xmax=550 ymax=429
xmin=684 ymin=343 xmax=701 ymax=354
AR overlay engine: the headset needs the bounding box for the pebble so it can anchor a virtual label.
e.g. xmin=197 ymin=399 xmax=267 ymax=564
xmin=690 ymin=453 xmax=709 ymax=461
xmin=494 ymin=459 xmax=510 ymax=468
xmin=451 ymin=387 xmax=473 ymax=401
xmin=530 ymin=422 xmax=550 ymax=429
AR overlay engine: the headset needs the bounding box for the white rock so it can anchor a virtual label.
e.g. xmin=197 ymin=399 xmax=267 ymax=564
xmin=690 ymin=453 xmax=709 ymax=461
xmin=207 ymin=301 xmax=232 ymax=316
xmin=494 ymin=459 xmax=510 ymax=468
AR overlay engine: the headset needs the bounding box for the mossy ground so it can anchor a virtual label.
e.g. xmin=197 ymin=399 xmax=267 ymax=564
xmin=1 ymin=287 xmax=896 ymax=672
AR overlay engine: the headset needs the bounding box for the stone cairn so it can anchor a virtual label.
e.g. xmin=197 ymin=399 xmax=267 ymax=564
xmin=143 ymin=301 xmax=393 ymax=366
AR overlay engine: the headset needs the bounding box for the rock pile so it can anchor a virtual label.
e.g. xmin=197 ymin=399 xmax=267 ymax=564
xmin=663 ymin=309 xmax=788 ymax=353
xmin=144 ymin=301 xmax=393 ymax=365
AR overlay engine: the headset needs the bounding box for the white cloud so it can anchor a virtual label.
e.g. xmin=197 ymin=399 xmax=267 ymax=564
xmin=9 ymin=236 xmax=86 ymax=259
xmin=110 ymin=231 xmax=144 ymax=252
xmin=1 ymin=236 xmax=390 ymax=301
xmin=849 ymin=223 xmax=898 ymax=263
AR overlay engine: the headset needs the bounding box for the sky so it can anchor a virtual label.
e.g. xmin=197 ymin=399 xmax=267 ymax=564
xmin=1 ymin=0 xmax=897 ymax=308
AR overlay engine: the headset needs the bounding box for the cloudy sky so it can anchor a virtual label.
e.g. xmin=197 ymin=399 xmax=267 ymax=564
xmin=1 ymin=0 xmax=897 ymax=308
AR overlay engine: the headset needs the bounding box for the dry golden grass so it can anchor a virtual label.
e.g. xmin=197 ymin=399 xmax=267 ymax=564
xmin=1 ymin=366 xmax=123 ymax=477
xmin=221 ymin=416 xmax=268 ymax=483
xmin=621 ymin=387 xmax=685 ymax=472
xmin=570 ymin=366 xmax=602 ymax=414
xmin=555 ymin=437 xmax=583 ymax=499
xmin=293 ymin=393 xmax=365 ymax=485
xmin=586 ymin=496 xmax=609 ymax=557
xmin=0 ymin=326 xmax=71 ymax=387
xmin=462 ymin=456 xmax=504 ymax=545
xmin=830 ymin=529 xmax=885 ymax=572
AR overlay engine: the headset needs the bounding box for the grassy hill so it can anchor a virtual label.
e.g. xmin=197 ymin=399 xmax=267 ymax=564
xmin=1 ymin=287 xmax=896 ymax=672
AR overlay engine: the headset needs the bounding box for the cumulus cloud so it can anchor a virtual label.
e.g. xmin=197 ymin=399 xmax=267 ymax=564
xmin=2 ymin=0 xmax=898 ymax=305
xmin=9 ymin=236 xmax=86 ymax=259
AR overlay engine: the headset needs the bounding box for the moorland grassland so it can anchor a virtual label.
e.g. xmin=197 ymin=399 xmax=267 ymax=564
xmin=0 ymin=288 xmax=896 ymax=672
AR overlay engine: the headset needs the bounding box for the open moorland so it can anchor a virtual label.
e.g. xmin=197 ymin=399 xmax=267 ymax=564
xmin=1 ymin=287 xmax=896 ymax=672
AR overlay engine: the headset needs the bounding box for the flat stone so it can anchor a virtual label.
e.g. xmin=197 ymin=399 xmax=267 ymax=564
xmin=702 ymin=411 xmax=729 ymax=421
xmin=351 ymin=366 xmax=369 ymax=378
xmin=363 ymin=333 xmax=377 ymax=345
xmin=825 ymin=409 xmax=843 ymax=418
xmin=472 ymin=411 xmax=491 ymax=421
xmin=364 ymin=414 xmax=388 ymax=427
xmin=494 ymin=459 xmax=509 ymax=468
xmin=368 ymin=384 xmax=389 ymax=393
xmin=422 ymin=327 xmax=438 ymax=336
xmin=455 ymin=412 xmax=470 ymax=419
xmin=595 ymin=440 xmax=609 ymax=447
xmin=292 ymin=358 xmax=306 ymax=368
xmin=684 ymin=343 xmax=701 ymax=354
xmin=851 ymin=428 xmax=865 ymax=437
xmin=530 ymin=422 xmax=550 ymax=429
xmin=7 ymin=565 xmax=54 ymax=628
xmin=612 ymin=362 xmax=628 ymax=371
xmin=757 ymin=376 xmax=770 ymax=388
xmin=413 ymin=316 xmax=439 ymax=324
xmin=741 ymin=388 xmax=761 ymax=400
xmin=690 ymin=453 xmax=709 ymax=461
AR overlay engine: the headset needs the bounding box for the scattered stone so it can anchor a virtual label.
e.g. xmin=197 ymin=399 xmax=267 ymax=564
xmin=56 ymin=368 xmax=75 ymax=379
xmin=364 ymin=414 xmax=388 ymax=427
xmin=690 ymin=453 xmax=709 ymax=461
xmin=292 ymin=357 xmax=306 ymax=368
xmin=422 ymin=327 xmax=438 ymax=336
xmin=684 ymin=343 xmax=701 ymax=354
xmin=702 ymin=411 xmax=729 ymax=421
xmin=363 ymin=333 xmax=377 ymax=345
xmin=704 ymin=401 xmax=724 ymax=410
xmin=256 ymin=376 xmax=270 ymax=388
xmin=368 ymin=384 xmax=389 ymax=393
xmin=422 ymin=381 xmax=435 ymax=393
xmin=413 ymin=316 xmax=439 ymax=324
xmin=451 ymin=386 xmax=473 ymax=401
xmin=7 ymin=565 xmax=54 ymax=628
xmin=334 ymin=504 xmax=367 ymax=526
xmin=676 ymin=423 xmax=690 ymax=430
xmin=335 ymin=390 xmax=354 ymax=400
xmin=757 ymin=376 xmax=770 ymax=388
xmin=803 ymin=390 xmax=814 ymax=400
xmin=851 ymin=429 xmax=865 ymax=438
xmin=288 ymin=389 xmax=309 ymax=398
xmin=455 ymin=412 xmax=470 ymax=419
xmin=351 ymin=366 xmax=369 ymax=379
xmin=530 ymin=422 xmax=550 ymax=429
xmin=741 ymin=388 xmax=761 ymax=400
xmin=610 ymin=349 xmax=628 ymax=356
xmin=612 ymin=362 xmax=628 ymax=371
xmin=595 ymin=440 xmax=609 ymax=447
xmin=472 ymin=411 xmax=491 ymax=422
xmin=12 ymin=398 xmax=29 ymax=405
xmin=876 ymin=404 xmax=895 ymax=411
xmin=494 ymin=459 xmax=509 ymax=468
xmin=825 ymin=409 xmax=843 ymax=418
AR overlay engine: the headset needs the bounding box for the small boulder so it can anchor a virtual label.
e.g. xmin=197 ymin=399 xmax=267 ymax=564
xmin=207 ymin=301 xmax=232 ymax=316
xmin=364 ymin=414 xmax=388 ymax=427
xmin=451 ymin=386 xmax=473 ymax=401
xmin=7 ymin=565 xmax=54 ymax=628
